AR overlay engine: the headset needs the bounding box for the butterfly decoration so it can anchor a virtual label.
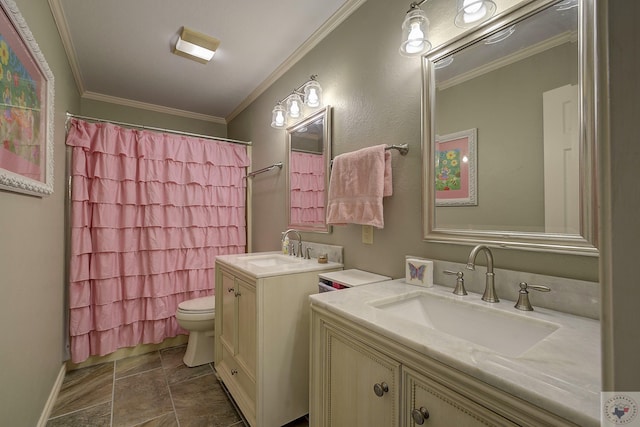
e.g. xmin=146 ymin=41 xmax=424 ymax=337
xmin=408 ymin=263 xmax=426 ymax=282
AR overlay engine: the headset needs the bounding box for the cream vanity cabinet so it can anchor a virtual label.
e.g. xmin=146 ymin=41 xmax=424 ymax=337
xmin=310 ymin=305 xmax=579 ymax=427
xmin=214 ymin=255 xmax=341 ymax=427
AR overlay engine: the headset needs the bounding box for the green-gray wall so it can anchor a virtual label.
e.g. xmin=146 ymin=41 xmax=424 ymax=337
xmin=228 ymin=0 xmax=597 ymax=282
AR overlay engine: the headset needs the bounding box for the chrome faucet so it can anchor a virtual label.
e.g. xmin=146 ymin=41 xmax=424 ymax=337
xmin=282 ymin=229 xmax=303 ymax=258
xmin=466 ymin=245 xmax=498 ymax=303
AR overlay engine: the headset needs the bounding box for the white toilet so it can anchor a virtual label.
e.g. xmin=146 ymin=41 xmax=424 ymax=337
xmin=175 ymin=295 xmax=215 ymax=367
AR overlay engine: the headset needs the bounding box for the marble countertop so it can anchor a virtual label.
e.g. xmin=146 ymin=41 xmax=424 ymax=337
xmin=309 ymin=279 xmax=601 ymax=426
xmin=216 ymin=251 xmax=343 ymax=279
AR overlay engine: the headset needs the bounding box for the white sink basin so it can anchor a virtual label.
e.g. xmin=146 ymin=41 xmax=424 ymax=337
xmin=369 ymin=291 xmax=559 ymax=357
xmin=237 ymin=254 xmax=304 ymax=268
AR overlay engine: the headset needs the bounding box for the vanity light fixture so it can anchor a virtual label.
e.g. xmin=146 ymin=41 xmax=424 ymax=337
xmin=454 ymin=0 xmax=497 ymax=28
xmin=270 ymin=75 xmax=323 ymax=129
xmin=400 ymin=1 xmax=431 ymax=57
xmin=173 ymin=27 xmax=220 ymax=64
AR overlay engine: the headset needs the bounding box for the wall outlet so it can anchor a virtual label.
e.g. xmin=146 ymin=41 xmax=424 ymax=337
xmin=362 ymin=225 xmax=373 ymax=244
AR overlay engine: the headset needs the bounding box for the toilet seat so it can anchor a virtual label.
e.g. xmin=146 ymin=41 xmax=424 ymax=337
xmin=177 ymin=295 xmax=215 ymax=314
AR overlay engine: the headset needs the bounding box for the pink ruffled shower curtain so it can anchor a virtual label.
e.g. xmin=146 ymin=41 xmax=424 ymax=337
xmin=66 ymin=119 xmax=249 ymax=363
xmin=290 ymin=151 xmax=325 ymax=225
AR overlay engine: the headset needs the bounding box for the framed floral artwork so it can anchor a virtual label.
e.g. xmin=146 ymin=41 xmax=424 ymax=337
xmin=435 ymin=128 xmax=477 ymax=206
xmin=0 ymin=0 xmax=54 ymax=196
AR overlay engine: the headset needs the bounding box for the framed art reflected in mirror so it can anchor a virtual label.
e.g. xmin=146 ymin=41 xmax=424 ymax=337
xmin=435 ymin=128 xmax=477 ymax=207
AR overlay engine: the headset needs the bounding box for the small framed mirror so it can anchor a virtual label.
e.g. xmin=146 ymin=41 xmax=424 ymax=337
xmin=286 ymin=106 xmax=332 ymax=233
xmin=422 ymin=0 xmax=598 ymax=255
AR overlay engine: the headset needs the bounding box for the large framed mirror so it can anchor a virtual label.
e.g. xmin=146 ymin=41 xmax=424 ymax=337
xmin=422 ymin=0 xmax=598 ymax=255
xmin=286 ymin=106 xmax=332 ymax=233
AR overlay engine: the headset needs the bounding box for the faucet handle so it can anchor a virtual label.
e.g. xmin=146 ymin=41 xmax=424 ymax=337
xmin=444 ymin=270 xmax=467 ymax=296
xmin=515 ymin=282 xmax=551 ymax=311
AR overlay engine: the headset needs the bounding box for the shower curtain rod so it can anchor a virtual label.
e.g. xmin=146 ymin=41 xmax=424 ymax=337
xmin=65 ymin=112 xmax=252 ymax=146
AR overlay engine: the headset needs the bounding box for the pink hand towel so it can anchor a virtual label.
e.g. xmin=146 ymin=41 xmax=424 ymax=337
xmin=326 ymin=144 xmax=392 ymax=228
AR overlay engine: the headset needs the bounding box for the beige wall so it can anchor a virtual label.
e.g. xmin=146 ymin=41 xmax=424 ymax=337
xmin=0 ymin=0 xmax=78 ymax=425
xmin=228 ymin=0 xmax=598 ymax=282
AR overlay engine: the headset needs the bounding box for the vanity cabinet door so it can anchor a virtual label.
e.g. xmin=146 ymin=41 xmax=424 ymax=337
xmin=235 ymin=277 xmax=256 ymax=380
xmin=403 ymin=366 xmax=518 ymax=427
xmin=325 ymin=326 xmax=401 ymax=427
xmin=219 ymin=269 xmax=236 ymax=353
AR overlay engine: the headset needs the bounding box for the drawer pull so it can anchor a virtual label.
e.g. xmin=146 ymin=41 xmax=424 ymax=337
xmin=373 ymin=382 xmax=389 ymax=397
xmin=411 ymin=407 xmax=430 ymax=424
xmin=231 ymin=369 xmax=238 ymax=375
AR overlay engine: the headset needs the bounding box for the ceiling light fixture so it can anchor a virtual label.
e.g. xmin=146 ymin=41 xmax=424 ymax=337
xmin=271 ymin=75 xmax=323 ymax=129
xmin=173 ymin=27 xmax=220 ymax=64
xmin=454 ymin=0 xmax=497 ymax=28
xmin=400 ymin=1 xmax=431 ymax=57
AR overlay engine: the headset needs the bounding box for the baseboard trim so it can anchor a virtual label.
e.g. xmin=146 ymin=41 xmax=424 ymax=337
xmin=37 ymin=363 xmax=66 ymax=427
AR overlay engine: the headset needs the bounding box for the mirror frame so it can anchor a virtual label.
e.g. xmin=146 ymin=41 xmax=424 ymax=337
xmin=286 ymin=105 xmax=332 ymax=233
xmin=422 ymin=0 xmax=598 ymax=255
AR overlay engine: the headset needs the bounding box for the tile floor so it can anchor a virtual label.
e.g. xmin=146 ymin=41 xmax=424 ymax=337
xmin=47 ymin=345 xmax=309 ymax=427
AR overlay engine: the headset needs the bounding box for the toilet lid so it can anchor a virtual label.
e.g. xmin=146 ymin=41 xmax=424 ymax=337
xmin=178 ymin=295 xmax=215 ymax=312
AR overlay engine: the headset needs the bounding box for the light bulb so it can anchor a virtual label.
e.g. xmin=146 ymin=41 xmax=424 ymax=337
xmin=454 ymin=0 xmax=495 ymax=28
xmin=306 ymin=88 xmax=319 ymax=107
xmin=271 ymin=103 xmax=287 ymax=128
xmin=464 ymin=3 xmax=487 ymax=24
xmin=463 ymin=0 xmax=483 ymax=14
xmin=287 ymin=93 xmax=304 ymax=118
xmin=406 ymin=22 xmax=425 ymax=54
xmin=289 ymin=100 xmax=301 ymax=118
xmin=275 ymin=111 xmax=285 ymax=126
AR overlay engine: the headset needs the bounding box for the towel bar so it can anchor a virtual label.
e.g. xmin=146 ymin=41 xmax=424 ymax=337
xmin=385 ymin=144 xmax=409 ymax=155
xmin=330 ymin=144 xmax=409 ymax=167
xmin=246 ymin=162 xmax=283 ymax=178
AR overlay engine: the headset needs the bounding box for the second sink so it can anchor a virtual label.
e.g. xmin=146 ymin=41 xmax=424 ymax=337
xmin=369 ymin=290 xmax=559 ymax=357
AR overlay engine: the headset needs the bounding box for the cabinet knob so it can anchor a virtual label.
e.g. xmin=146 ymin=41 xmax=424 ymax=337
xmin=373 ymin=382 xmax=389 ymax=397
xmin=231 ymin=368 xmax=238 ymax=375
xmin=411 ymin=407 xmax=430 ymax=424
xmin=234 ymin=291 xmax=242 ymax=297
xmin=227 ymin=288 xmax=235 ymax=293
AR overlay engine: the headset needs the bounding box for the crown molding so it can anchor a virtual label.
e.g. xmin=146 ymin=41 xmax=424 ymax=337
xmin=82 ymin=91 xmax=226 ymax=124
xmin=48 ymin=0 xmax=85 ymax=94
xmin=438 ymin=31 xmax=577 ymax=90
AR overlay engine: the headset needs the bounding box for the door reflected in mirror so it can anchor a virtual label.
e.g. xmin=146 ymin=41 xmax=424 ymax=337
xmin=422 ymin=0 xmax=597 ymax=254
xmin=286 ymin=106 xmax=332 ymax=233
